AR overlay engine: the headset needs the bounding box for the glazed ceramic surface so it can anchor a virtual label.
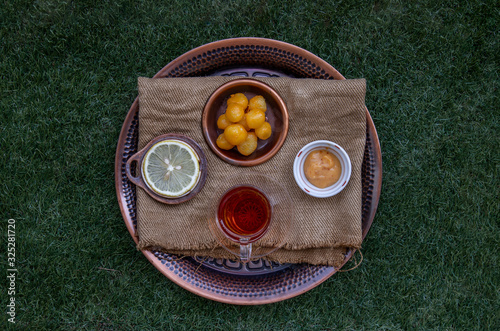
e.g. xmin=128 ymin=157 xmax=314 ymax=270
xmin=202 ymin=78 xmax=289 ymax=166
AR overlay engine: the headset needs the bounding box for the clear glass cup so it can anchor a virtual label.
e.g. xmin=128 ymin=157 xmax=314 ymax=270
xmin=208 ymin=172 xmax=293 ymax=262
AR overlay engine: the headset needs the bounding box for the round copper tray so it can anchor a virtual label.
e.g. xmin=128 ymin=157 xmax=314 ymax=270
xmin=115 ymin=37 xmax=382 ymax=305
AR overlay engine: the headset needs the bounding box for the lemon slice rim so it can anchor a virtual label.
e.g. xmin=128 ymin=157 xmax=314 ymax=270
xmin=142 ymin=139 xmax=201 ymax=198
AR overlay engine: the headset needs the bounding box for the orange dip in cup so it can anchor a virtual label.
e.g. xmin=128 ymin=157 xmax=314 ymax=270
xmin=303 ymin=150 xmax=342 ymax=188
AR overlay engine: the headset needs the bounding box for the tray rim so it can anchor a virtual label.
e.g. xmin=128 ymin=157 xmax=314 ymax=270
xmin=115 ymin=37 xmax=382 ymax=305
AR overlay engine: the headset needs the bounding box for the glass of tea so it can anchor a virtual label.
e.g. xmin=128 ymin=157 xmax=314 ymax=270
xmin=208 ymin=172 xmax=293 ymax=262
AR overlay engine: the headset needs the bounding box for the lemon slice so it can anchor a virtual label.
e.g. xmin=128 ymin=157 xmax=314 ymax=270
xmin=142 ymin=140 xmax=201 ymax=198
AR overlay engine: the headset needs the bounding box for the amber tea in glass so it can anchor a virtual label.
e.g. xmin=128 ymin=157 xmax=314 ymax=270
xmin=217 ymin=185 xmax=272 ymax=248
xmin=209 ymin=172 xmax=293 ymax=262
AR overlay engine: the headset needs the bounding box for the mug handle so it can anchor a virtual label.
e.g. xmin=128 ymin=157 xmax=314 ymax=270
xmin=239 ymin=239 xmax=252 ymax=263
xmin=125 ymin=153 xmax=145 ymax=188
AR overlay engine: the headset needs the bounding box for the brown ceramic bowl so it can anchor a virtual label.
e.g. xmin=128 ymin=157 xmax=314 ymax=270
xmin=125 ymin=133 xmax=207 ymax=204
xmin=202 ymin=78 xmax=289 ymax=166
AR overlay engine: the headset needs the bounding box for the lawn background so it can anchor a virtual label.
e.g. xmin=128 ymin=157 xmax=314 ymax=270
xmin=1 ymin=0 xmax=498 ymax=329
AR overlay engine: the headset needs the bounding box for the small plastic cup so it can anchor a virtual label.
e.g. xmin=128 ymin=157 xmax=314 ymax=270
xmin=293 ymin=140 xmax=352 ymax=198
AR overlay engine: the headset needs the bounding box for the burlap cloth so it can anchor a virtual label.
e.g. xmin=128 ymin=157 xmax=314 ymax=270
xmin=136 ymin=76 xmax=366 ymax=267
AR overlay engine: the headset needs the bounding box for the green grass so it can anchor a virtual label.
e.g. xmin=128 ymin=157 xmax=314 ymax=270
xmin=1 ymin=0 xmax=498 ymax=329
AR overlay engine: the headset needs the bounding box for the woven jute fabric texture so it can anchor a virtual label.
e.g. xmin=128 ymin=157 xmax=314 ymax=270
xmin=136 ymin=76 xmax=366 ymax=267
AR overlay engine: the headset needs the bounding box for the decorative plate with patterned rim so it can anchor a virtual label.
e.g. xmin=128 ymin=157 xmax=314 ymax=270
xmin=115 ymin=38 xmax=382 ymax=305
